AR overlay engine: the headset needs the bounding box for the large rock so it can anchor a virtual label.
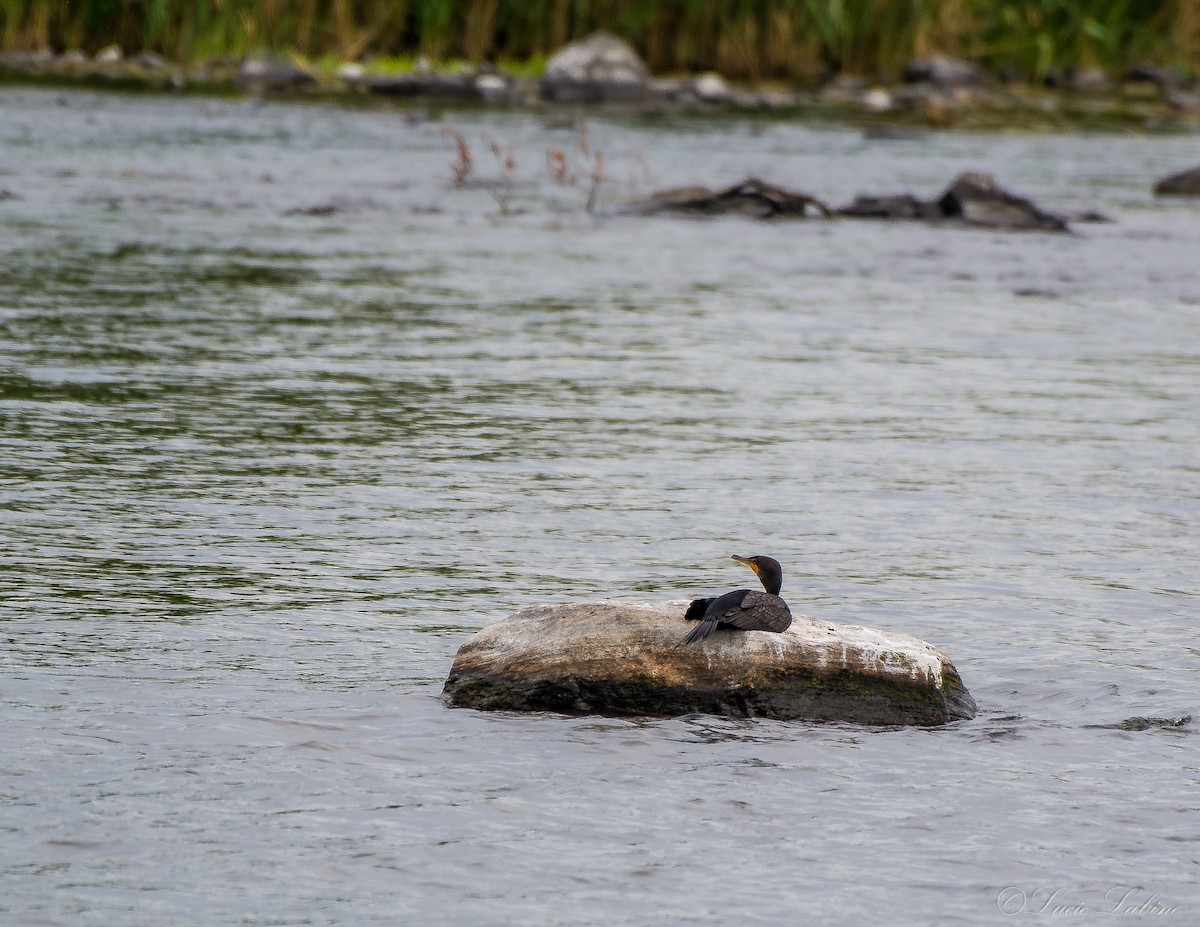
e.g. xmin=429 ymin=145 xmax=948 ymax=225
xmin=1154 ymin=164 xmax=1200 ymax=196
xmin=443 ymin=601 xmax=976 ymax=726
xmin=541 ymin=32 xmax=650 ymax=104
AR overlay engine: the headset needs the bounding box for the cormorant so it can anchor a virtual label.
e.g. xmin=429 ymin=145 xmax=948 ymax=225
xmin=678 ymin=555 xmax=792 ymax=646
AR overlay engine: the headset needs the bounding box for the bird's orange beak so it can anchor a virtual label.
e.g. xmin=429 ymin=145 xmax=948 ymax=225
xmin=731 ymin=554 xmax=760 ymax=576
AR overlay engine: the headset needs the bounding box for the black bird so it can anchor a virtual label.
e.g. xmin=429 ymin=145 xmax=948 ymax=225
xmin=678 ymin=555 xmax=792 ymax=646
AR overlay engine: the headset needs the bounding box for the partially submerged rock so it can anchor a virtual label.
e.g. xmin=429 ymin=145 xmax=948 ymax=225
xmin=626 ymin=177 xmax=831 ymax=219
xmin=837 ymin=171 xmax=1069 ymax=231
xmin=443 ymin=601 xmax=976 ymax=726
xmin=541 ymin=32 xmax=650 ymax=104
xmin=938 ymin=171 xmax=1068 ymax=230
xmin=1154 ymin=164 xmax=1200 ymax=196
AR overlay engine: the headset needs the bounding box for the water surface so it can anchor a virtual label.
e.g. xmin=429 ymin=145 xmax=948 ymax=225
xmin=2 ymin=88 xmax=1198 ymax=925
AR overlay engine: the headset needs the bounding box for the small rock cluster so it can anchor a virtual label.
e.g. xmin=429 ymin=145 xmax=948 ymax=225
xmin=5 ymin=29 xmax=1199 ymax=125
xmin=627 ymin=172 xmax=1095 ymax=232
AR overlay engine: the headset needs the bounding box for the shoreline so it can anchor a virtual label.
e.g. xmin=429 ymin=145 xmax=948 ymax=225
xmin=3 ymin=47 xmax=1199 ymax=135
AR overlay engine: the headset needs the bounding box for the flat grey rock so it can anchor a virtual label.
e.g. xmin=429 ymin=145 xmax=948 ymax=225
xmin=444 ymin=601 xmax=976 ymax=726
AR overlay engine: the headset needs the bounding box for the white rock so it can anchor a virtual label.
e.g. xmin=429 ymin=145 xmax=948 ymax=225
xmin=693 ymin=72 xmax=733 ymax=103
xmin=862 ymin=88 xmax=893 ymax=111
xmin=475 ymin=73 xmax=509 ymax=101
xmin=541 ymin=32 xmax=650 ymax=103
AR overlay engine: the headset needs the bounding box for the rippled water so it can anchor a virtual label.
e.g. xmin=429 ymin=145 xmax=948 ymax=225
xmin=2 ymin=87 xmax=1198 ymax=925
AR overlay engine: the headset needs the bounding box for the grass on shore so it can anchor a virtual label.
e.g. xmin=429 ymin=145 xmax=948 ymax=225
xmin=2 ymin=1 xmax=1198 ymax=82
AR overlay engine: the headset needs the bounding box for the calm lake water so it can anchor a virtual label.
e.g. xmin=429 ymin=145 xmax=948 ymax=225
xmin=2 ymin=86 xmax=1198 ymax=925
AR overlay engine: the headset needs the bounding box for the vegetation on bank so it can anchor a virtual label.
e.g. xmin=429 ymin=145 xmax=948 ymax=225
xmin=2 ymin=1 xmax=1198 ymax=83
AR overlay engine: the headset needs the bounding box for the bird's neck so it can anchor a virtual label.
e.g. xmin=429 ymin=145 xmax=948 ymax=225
xmin=759 ymin=575 xmax=782 ymax=596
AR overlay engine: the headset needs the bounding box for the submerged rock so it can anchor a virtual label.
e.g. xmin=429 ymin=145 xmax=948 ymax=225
xmin=1085 ymin=715 xmax=1191 ymax=732
xmin=443 ymin=601 xmax=976 ymax=726
xmin=541 ymin=32 xmax=650 ymax=104
xmin=1154 ymin=164 xmax=1200 ymax=196
xmin=626 ymin=177 xmax=831 ymax=219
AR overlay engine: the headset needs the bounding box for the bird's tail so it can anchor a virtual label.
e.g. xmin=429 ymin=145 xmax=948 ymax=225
xmin=677 ymin=617 xmax=718 ymax=646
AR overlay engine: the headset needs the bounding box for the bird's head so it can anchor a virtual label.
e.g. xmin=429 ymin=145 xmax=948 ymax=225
xmin=731 ymin=554 xmax=783 ymax=596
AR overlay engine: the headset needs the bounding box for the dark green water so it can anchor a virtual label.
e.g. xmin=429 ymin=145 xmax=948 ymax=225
xmin=2 ymin=87 xmax=1198 ymax=925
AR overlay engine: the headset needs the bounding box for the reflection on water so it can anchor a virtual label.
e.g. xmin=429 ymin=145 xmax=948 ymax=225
xmin=1 ymin=87 xmax=1198 ymax=925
